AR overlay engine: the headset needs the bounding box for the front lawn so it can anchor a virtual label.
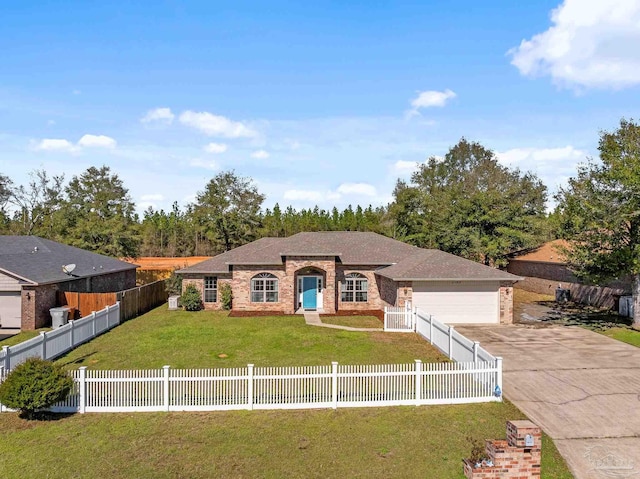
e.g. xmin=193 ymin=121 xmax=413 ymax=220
xmin=0 ymin=401 xmax=571 ymax=479
xmin=320 ymin=315 xmax=382 ymax=328
xmin=0 ymin=328 xmax=49 ymax=347
xmin=55 ymin=306 xmax=445 ymax=370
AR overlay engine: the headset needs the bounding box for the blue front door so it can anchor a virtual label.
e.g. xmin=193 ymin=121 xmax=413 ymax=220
xmin=302 ymin=277 xmax=317 ymax=309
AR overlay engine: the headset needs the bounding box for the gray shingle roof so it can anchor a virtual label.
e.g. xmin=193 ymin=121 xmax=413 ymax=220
xmin=178 ymin=231 xmax=520 ymax=282
xmin=0 ymin=236 xmax=137 ymax=285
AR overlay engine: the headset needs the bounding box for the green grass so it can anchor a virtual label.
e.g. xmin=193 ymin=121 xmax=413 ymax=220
xmin=0 ymin=329 xmax=50 ymax=347
xmin=599 ymin=327 xmax=640 ymax=347
xmin=0 ymin=401 xmax=571 ymax=479
xmin=55 ymin=306 xmax=445 ymax=370
xmin=320 ymin=315 xmax=383 ymax=329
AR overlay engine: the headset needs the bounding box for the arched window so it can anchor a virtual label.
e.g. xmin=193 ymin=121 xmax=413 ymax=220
xmin=251 ymin=273 xmax=279 ymax=303
xmin=341 ymin=273 xmax=368 ymax=302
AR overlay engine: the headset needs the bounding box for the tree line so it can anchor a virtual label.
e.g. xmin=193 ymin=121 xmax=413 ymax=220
xmin=2 ymin=118 xmax=640 ymax=328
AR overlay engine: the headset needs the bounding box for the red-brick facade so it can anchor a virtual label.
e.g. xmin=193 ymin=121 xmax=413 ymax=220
xmin=182 ymin=257 xmax=515 ymax=323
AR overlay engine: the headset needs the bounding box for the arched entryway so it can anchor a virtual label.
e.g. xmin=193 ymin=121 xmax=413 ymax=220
xmin=295 ymin=266 xmax=325 ymax=311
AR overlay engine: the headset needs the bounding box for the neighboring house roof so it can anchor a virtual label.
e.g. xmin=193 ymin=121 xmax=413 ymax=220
xmin=508 ymin=239 xmax=569 ymax=264
xmin=178 ymin=231 xmax=521 ymax=282
xmin=0 ymin=236 xmax=138 ymax=285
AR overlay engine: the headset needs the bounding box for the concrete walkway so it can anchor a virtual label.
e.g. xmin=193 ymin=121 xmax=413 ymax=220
xmin=302 ymin=312 xmax=382 ymax=332
xmin=456 ymin=324 xmax=640 ymax=479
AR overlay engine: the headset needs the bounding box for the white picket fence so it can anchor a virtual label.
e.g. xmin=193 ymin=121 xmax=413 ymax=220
xmin=0 ymin=303 xmax=120 ymax=371
xmin=0 ymin=360 xmax=501 ymax=413
xmin=384 ymin=306 xmax=498 ymax=365
xmin=383 ymin=303 xmax=414 ymax=332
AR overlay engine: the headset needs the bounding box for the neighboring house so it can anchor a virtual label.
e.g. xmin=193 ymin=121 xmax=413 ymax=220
xmin=0 ymin=236 xmax=137 ymax=330
xmin=178 ymin=232 xmax=521 ymax=324
xmin=506 ymin=239 xmax=630 ymax=308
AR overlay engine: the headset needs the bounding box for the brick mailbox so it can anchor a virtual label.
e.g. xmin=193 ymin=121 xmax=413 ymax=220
xmin=463 ymin=420 xmax=542 ymax=479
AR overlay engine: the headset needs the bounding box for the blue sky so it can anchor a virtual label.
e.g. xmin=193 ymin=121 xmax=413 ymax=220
xmin=2 ymin=0 xmax=640 ymax=213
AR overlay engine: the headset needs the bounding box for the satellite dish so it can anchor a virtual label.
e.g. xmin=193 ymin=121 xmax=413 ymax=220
xmin=62 ymin=264 xmax=77 ymax=275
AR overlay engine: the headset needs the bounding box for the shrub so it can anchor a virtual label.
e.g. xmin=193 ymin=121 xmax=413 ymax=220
xmin=165 ymin=270 xmax=183 ymax=296
xmin=220 ymin=283 xmax=233 ymax=310
xmin=0 ymin=358 xmax=74 ymax=419
xmin=181 ymin=284 xmax=203 ymax=311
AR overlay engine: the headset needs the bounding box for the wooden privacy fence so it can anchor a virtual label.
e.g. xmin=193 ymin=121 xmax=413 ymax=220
xmin=1 ymin=360 xmax=502 ymax=414
xmin=58 ymin=280 xmax=167 ymax=322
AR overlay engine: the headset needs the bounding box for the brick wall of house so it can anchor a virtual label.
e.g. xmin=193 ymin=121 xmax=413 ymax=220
xmin=377 ymin=275 xmax=398 ymax=307
xmin=499 ymin=282 xmax=513 ymax=325
xmin=287 ymin=257 xmax=336 ymax=314
xmin=181 ymin=273 xmax=233 ymax=310
xmin=336 ymin=265 xmax=386 ymax=311
xmin=20 ymin=269 xmax=137 ymax=330
xmin=396 ymin=281 xmax=412 ymax=308
xmin=507 ymin=259 xmax=631 ymax=309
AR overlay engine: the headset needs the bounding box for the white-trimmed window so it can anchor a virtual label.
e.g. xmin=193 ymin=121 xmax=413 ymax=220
xmin=204 ymin=276 xmax=217 ymax=303
xmin=341 ymin=273 xmax=368 ymax=302
xmin=251 ymin=273 xmax=279 ymax=303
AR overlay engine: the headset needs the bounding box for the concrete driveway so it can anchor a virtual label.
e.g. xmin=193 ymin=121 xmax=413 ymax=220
xmin=456 ymin=324 xmax=640 ymax=479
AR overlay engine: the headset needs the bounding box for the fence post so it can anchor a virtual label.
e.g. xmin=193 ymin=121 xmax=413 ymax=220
xmin=414 ymin=359 xmax=422 ymax=406
xmin=429 ymin=316 xmax=433 ymax=344
xmin=78 ymin=367 xmax=87 ymax=413
xmin=473 ymin=341 xmax=479 ymax=363
xmin=2 ymin=346 xmax=10 ymax=371
xmin=91 ymin=312 xmax=96 ymax=337
xmin=331 ymin=361 xmax=338 ymax=409
xmin=247 ymin=364 xmax=254 ymax=411
xmin=448 ymin=326 xmax=454 ymax=360
xmin=413 ymin=307 xmax=418 ymax=332
xmin=40 ymin=331 xmax=47 ymax=360
xmin=69 ymin=320 xmax=75 ymax=348
xmin=383 ymin=306 xmax=387 ymax=330
xmin=495 ymin=357 xmax=503 ymax=401
xmin=163 ymin=365 xmax=170 ymax=412
xmin=105 ymin=305 xmax=111 ymax=329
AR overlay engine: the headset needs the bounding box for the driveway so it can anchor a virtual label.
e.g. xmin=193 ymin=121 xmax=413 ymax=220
xmin=456 ymin=324 xmax=640 ymax=479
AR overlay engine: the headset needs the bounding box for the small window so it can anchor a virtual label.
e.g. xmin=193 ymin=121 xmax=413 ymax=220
xmin=204 ymin=276 xmax=217 ymax=303
xmin=341 ymin=273 xmax=368 ymax=302
xmin=251 ymin=273 xmax=279 ymax=303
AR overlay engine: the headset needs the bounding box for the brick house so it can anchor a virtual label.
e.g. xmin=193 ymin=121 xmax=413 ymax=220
xmin=506 ymin=239 xmax=631 ymax=308
xmin=0 ymin=236 xmax=137 ymax=330
xmin=178 ymin=232 xmax=521 ymax=324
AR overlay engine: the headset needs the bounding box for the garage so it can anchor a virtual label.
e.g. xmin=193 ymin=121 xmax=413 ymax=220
xmin=411 ymin=280 xmax=500 ymax=324
xmin=0 ymin=291 xmax=22 ymax=329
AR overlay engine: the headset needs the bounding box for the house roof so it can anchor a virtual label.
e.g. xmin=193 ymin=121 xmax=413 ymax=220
xmin=178 ymin=231 xmax=521 ymax=282
xmin=508 ymin=239 xmax=569 ymax=264
xmin=0 ymin=236 xmax=138 ymax=285
xmin=376 ymin=249 xmax=521 ymax=281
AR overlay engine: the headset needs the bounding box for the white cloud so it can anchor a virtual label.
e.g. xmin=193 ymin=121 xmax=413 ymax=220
xmin=336 ymin=182 xmax=377 ymax=196
xmin=189 ymin=158 xmax=219 ymax=170
xmin=140 ymin=193 xmax=164 ymax=201
xmin=204 ymin=142 xmax=228 ymax=154
xmin=77 ymin=134 xmax=117 ymax=149
xmin=179 ymin=110 xmax=257 ymax=138
xmin=251 ymin=149 xmax=270 ymax=159
xmin=496 ymin=146 xmax=586 ymax=166
xmin=509 ymin=0 xmax=640 ymax=89
xmin=141 ymin=107 xmax=175 ymax=124
xmin=32 ymin=138 xmax=77 ymax=152
xmin=410 ymin=89 xmax=456 ymax=110
xmin=393 ymin=160 xmax=421 ymax=174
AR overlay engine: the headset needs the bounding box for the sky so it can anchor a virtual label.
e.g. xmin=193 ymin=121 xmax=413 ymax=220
xmin=1 ymin=0 xmax=640 ymax=214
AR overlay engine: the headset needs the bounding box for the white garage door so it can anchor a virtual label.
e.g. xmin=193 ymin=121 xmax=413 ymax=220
xmin=0 ymin=292 xmax=22 ymax=329
xmin=412 ymin=281 xmax=499 ymax=324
